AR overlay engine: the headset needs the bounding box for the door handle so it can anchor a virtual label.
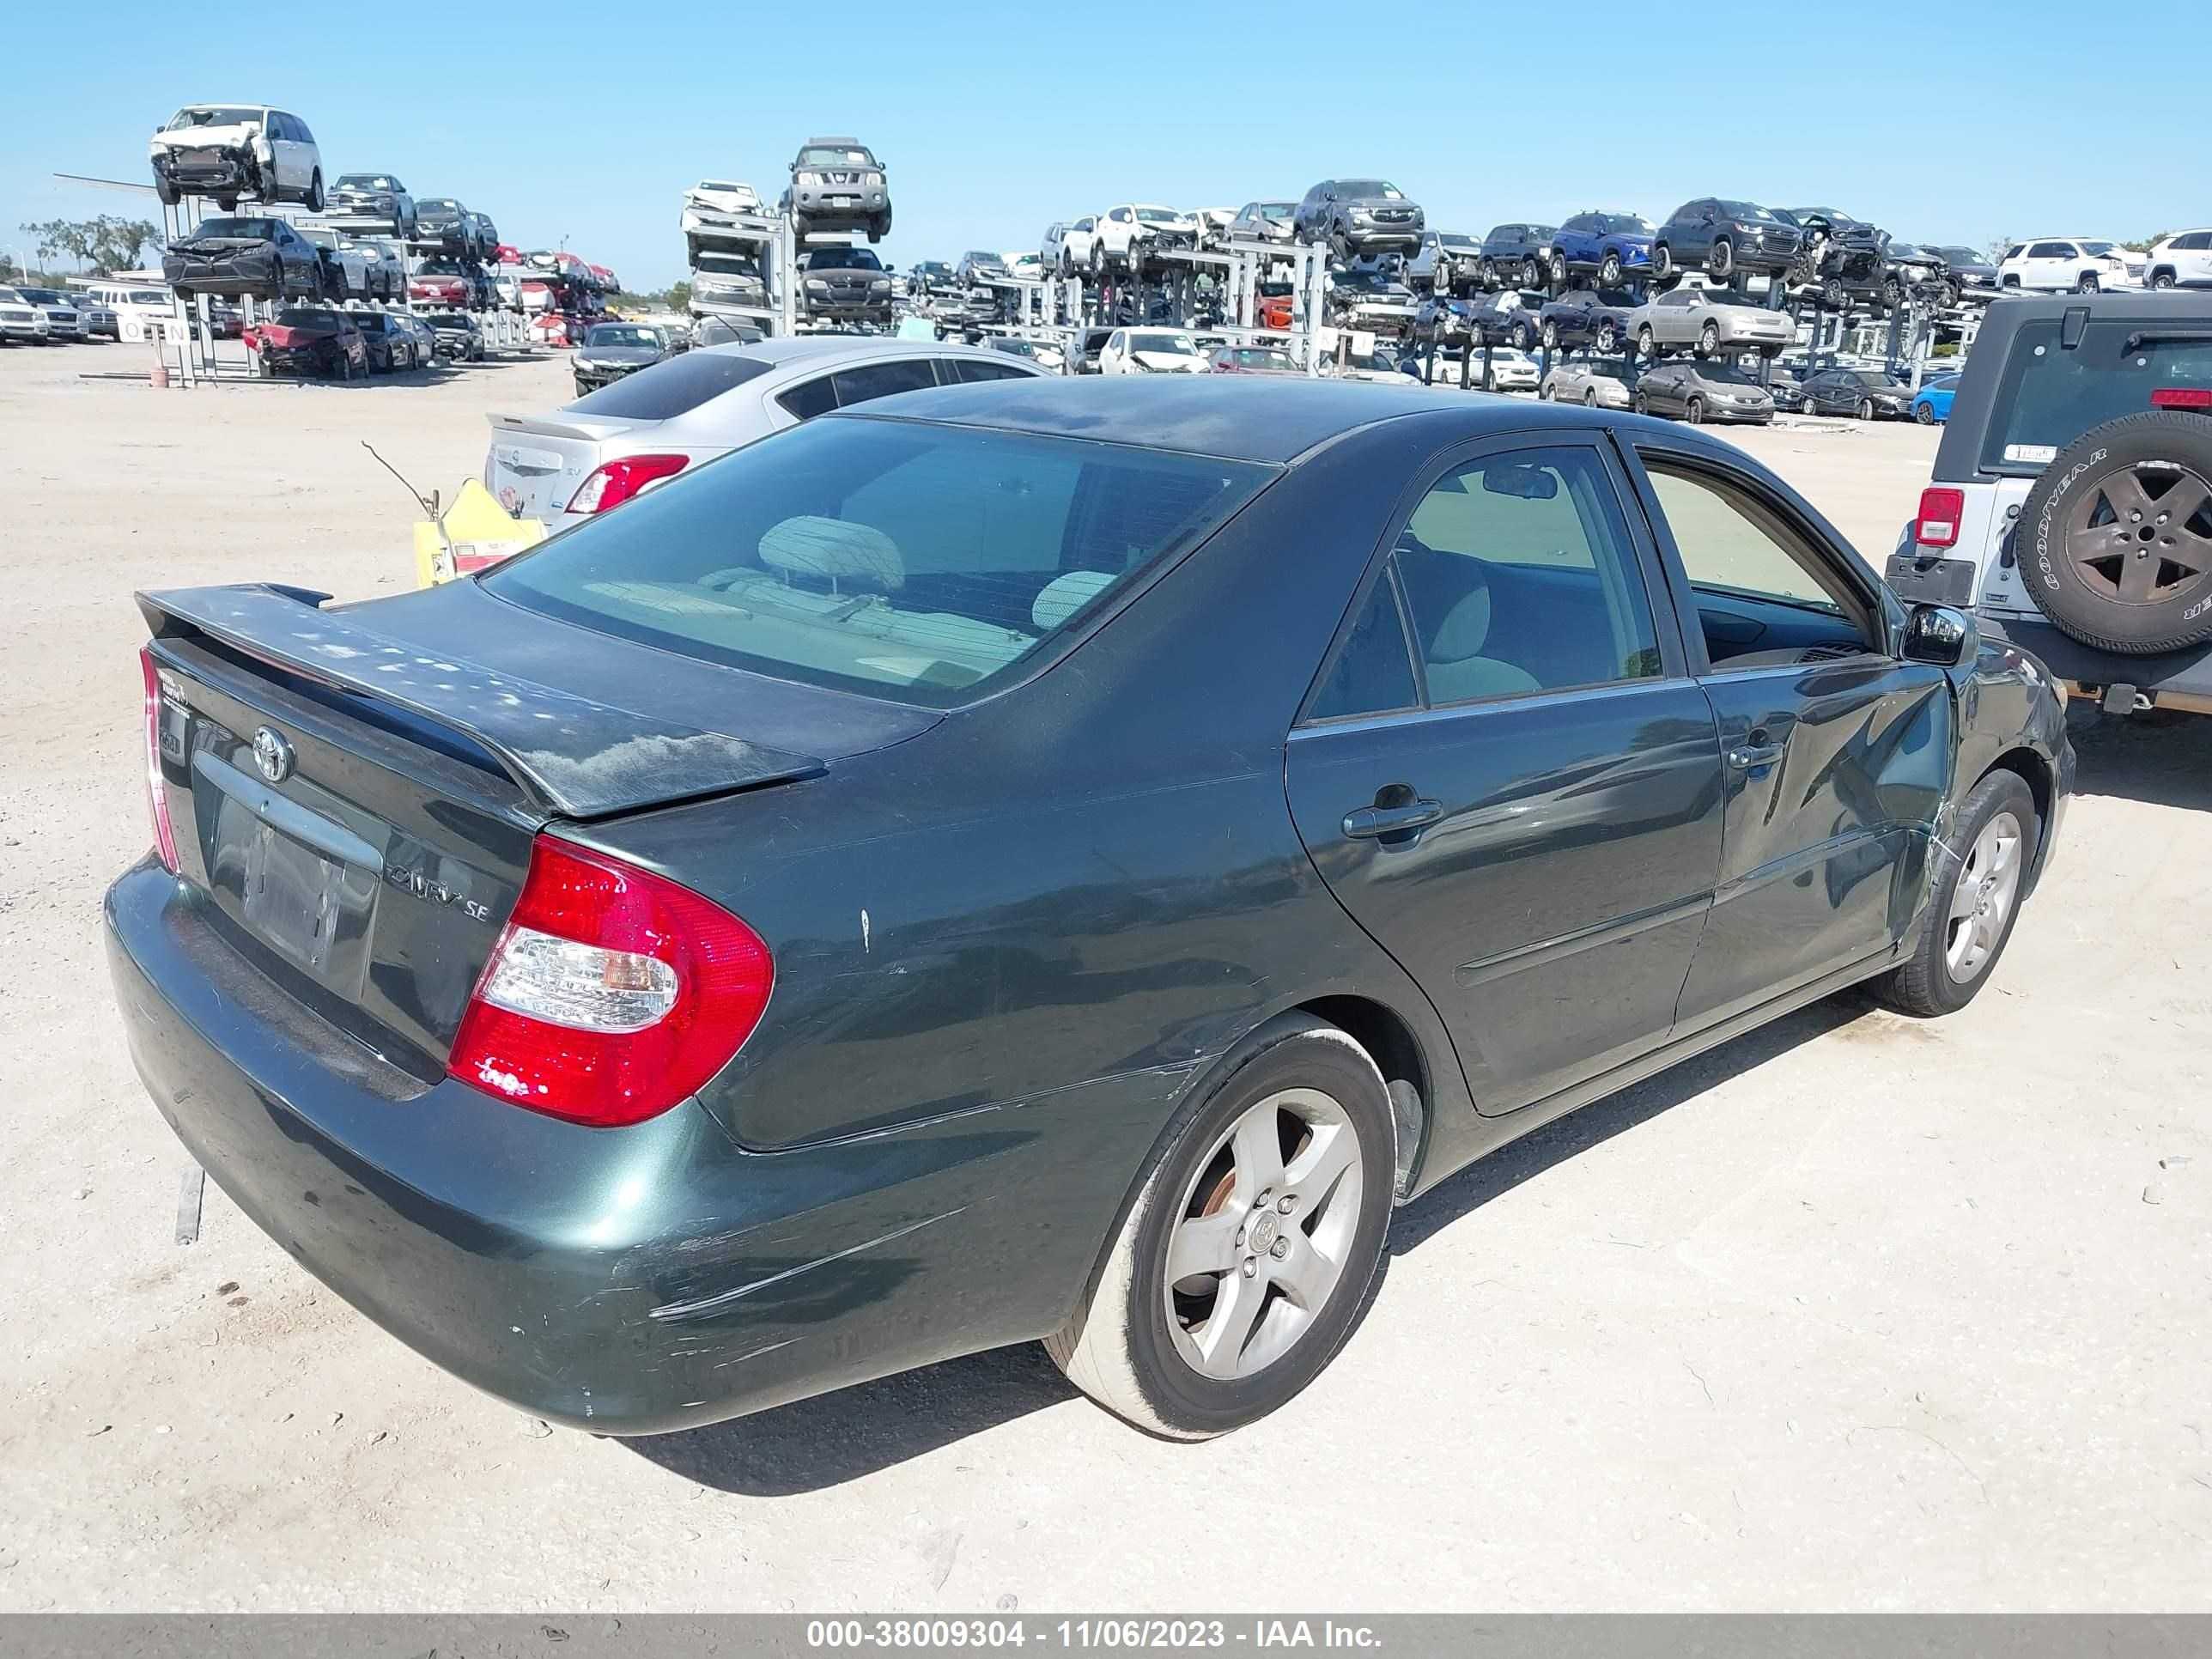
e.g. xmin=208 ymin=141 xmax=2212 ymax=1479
xmin=1343 ymin=798 xmax=1444 ymax=840
xmin=1728 ymin=743 xmax=1784 ymax=771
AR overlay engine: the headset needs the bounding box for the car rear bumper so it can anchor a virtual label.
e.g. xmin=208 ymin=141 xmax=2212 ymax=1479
xmin=106 ymin=859 xmax=1137 ymax=1433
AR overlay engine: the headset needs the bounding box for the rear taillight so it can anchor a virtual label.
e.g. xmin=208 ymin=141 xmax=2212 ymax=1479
xmin=447 ymin=836 xmax=772 ymax=1127
xmin=139 ymin=647 xmax=179 ymax=872
xmin=2151 ymin=387 xmax=2212 ymax=410
xmin=1915 ymin=486 xmax=1965 ymax=549
xmin=566 ymin=453 xmax=689 ymax=514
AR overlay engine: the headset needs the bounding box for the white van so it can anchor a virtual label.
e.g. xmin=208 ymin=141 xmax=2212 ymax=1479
xmin=79 ymin=282 xmax=176 ymax=343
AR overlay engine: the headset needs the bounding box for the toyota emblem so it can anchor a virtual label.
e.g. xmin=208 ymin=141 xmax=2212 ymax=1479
xmin=252 ymin=726 xmax=295 ymax=784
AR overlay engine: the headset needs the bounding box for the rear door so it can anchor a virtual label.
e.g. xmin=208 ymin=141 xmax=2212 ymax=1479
xmin=1623 ymin=441 xmax=1951 ymax=1031
xmin=1285 ymin=434 xmax=1723 ymax=1115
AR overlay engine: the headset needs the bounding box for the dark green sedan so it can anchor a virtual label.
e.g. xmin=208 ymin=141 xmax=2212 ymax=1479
xmin=108 ymin=378 xmax=2069 ymax=1438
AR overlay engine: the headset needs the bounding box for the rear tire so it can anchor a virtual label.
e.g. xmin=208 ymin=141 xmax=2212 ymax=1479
xmin=307 ymin=170 xmax=325 ymax=212
xmin=1686 ymin=396 xmax=1705 ymax=424
xmin=1870 ymin=769 xmax=2039 ymax=1018
xmin=1047 ymin=1017 xmax=1395 ymax=1439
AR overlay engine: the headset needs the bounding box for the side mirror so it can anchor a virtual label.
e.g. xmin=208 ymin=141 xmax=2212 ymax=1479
xmin=1903 ymin=603 xmax=1975 ymax=667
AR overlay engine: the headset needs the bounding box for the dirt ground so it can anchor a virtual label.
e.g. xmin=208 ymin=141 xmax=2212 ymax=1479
xmin=2 ymin=342 xmax=2206 ymax=1613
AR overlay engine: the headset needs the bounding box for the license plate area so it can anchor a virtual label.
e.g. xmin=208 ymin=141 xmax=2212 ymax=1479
xmin=193 ymin=749 xmax=381 ymax=998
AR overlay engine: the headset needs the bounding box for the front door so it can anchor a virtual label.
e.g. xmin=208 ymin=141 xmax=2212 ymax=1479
xmin=1625 ymin=445 xmax=1953 ymax=1033
xmin=1285 ymin=436 xmax=1724 ymax=1115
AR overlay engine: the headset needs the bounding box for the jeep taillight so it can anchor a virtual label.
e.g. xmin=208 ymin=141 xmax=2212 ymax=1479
xmin=447 ymin=836 xmax=772 ymax=1128
xmin=1916 ymin=486 xmax=1965 ymax=550
xmin=2151 ymin=388 xmax=2212 ymax=410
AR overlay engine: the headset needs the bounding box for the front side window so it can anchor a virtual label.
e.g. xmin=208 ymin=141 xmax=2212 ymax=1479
xmin=1395 ymin=447 xmax=1662 ymax=702
xmin=485 ymin=418 xmax=1272 ymax=706
xmin=1640 ymin=460 xmax=1872 ymax=656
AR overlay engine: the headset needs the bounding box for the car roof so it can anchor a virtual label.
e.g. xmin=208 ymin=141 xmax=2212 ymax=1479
xmin=824 ymin=376 xmax=1584 ymax=465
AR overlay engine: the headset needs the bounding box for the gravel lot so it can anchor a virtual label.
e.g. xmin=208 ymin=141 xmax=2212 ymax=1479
xmin=2 ymin=342 xmax=2206 ymax=1612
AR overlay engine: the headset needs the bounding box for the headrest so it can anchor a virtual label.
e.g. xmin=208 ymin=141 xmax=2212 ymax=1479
xmin=1031 ymin=569 xmax=1116 ymax=631
xmin=758 ymin=516 xmax=903 ymax=590
xmin=1428 ymin=562 xmax=1494 ymax=659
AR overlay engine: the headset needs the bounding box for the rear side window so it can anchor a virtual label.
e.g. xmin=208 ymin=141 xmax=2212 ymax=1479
xmin=568 ymin=351 xmax=771 ymax=418
xmin=1978 ymin=321 xmax=2212 ymax=472
xmin=776 ymin=374 xmax=838 ymax=420
xmin=948 ymin=359 xmax=1035 ymax=383
xmin=1307 ymin=574 xmax=1417 ymax=720
xmin=1395 ymin=447 xmax=1662 ymax=702
xmin=484 ymin=416 xmax=1273 ymax=707
xmin=830 ymin=359 xmax=939 ymax=406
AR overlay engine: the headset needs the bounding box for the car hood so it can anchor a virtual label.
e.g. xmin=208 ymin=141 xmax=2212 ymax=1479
xmin=1131 ymin=349 xmax=1207 ymax=372
xmin=169 ymin=234 xmax=276 ymax=253
xmin=151 ymin=122 xmax=262 ymax=151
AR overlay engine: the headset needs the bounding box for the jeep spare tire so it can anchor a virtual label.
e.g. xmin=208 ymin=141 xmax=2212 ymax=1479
xmin=2016 ymin=410 xmax=2212 ymax=654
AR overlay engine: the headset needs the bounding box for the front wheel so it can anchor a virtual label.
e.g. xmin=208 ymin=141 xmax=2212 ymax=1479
xmin=1652 ymin=243 xmax=1674 ymax=281
xmin=2075 ymin=272 xmax=2100 ymax=294
xmin=1599 ymin=251 xmax=1624 ymax=288
xmin=1686 ymin=396 xmax=1705 ymax=424
xmin=1871 ymin=769 xmax=2039 ymax=1018
xmin=1541 ymin=321 xmax=1559 ymax=351
xmin=1697 ymin=321 xmax=1720 ymax=356
xmin=1709 ymin=238 xmax=1735 ymax=280
xmin=2152 ymin=271 xmax=2176 ymax=291
xmin=1047 ymin=1017 xmax=1395 ymax=1438
xmin=1638 ymin=325 xmax=1656 ymax=359
xmin=1548 ymin=251 xmax=1567 ymax=285
xmin=1479 ymin=258 xmax=1497 ymax=290
xmin=1633 ymin=391 xmax=1650 ymax=416
xmin=1915 ymin=400 xmax=1936 ymax=425
xmin=1858 ymin=397 xmax=1875 ymax=420
xmin=1522 ymin=256 xmax=1543 ymax=288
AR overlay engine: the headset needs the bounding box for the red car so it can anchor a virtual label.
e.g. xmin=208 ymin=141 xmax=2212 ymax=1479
xmin=1255 ymin=290 xmax=1295 ymax=330
xmin=244 ymin=307 xmax=368 ymax=378
xmin=408 ymin=261 xmax=474 ymax=306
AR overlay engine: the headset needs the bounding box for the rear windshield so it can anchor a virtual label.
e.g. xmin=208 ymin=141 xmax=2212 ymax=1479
xmin=1978 ymin=319 xmax=2212 ymax=473
xmin=484 ymin=416 xmax=1272 ymax=707
xmin=567 ymin=349 xmax=771 ymax=418
xmin=274 ymin=308 xmax=344 ymax=327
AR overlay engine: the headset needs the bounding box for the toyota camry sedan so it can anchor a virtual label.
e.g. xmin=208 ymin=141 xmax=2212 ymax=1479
xmin=108 ymin=380 xmax=2069 ymax=1440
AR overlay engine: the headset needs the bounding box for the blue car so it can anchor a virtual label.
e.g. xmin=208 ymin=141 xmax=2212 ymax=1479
xmin=1911 ymin=374 xmax=1960 ymax=425
xmin=1547 ymin=211 xmax=1657 ymax=288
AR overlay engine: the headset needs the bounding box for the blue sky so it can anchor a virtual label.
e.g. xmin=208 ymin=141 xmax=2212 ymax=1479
xmin=4 ymin=0 xmax=2204 ymax=289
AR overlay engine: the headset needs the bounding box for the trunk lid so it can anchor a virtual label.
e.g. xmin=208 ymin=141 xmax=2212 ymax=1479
xmin=483 ymin=410 xmax=647 ymax=520
xmin=141 ymin=580 xmax=931 ymax=1074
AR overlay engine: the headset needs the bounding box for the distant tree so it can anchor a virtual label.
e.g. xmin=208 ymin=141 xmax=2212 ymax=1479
xmin=2123 ymin=232 xmax=2169 ymax=252
xmin=1985 ymin=234 xmax=2013 ymax=265
xmin=665 ymin=281 xmax=690 ymax=313
xmin=90 ymin=216 xmax=162 ymax=272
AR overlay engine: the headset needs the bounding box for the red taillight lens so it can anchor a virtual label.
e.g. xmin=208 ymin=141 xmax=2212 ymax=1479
xmin=565 ymin=453 xmax=689 ymax=514
xmin=1915 ymin=486 xmax=1965 ymax=549
xmin=2151 ymin=387 xmax=2212 ymax=410
xmin=139 ymin=647 xmax=179 ymax=872
xmin=447 ymin=836 xmax=772 ymax=1127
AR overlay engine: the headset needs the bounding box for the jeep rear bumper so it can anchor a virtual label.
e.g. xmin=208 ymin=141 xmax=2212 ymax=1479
xmin=1977 ymin=612 xmax=2212 ymax=711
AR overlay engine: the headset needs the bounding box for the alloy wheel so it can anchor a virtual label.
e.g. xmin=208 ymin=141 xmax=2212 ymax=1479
xmin=1944 ymin=811 xmax=2023 ymax=982
xmin=2063 ymin=460 xmax=2212 ymax=607
xmin=1161 ymin=1088 xmax=1364 ymax=1382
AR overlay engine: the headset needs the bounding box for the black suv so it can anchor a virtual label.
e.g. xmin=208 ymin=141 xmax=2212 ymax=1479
xmin=785 ymin=137 xmax=891 ymax=242
xmin=1653 ymin=198 xmax=1802 ymax=283
xmin=414 ymin=198 xmax=479 ymax=258
xmin=1478 ymin=224 xmax=1558 ymax=291
xmin=1293 ymin=179 xmax=1425 ymax=257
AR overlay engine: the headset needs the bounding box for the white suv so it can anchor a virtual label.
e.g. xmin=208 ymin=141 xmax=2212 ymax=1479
xmin=1090 ymin=204 xmax=1199 ymax=275
xmin=2146 ymin=229 xmax=2212 ymax=291
xmin=1891 ymin=290 xmax=2212 ymax=718
xmin=1996 ymin=238 xmax=2145 ymax=293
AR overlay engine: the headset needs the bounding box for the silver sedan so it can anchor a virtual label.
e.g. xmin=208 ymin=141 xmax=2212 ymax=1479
xmin=1540 ymin=362 xmax=1634 ymax=410
xmin=484 ymin=338 xmax=1048 ymax=527
xmin=1629 ymin=285 xmax=1795 ymax=357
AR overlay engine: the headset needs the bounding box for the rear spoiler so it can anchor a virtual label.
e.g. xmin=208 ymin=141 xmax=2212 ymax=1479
xmin=137 ymin=583 xmax=826 ymax=820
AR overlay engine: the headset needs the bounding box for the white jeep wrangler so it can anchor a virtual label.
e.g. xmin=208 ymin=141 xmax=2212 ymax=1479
xmin=1892 ymin=291 xmax=2212 ymax=717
